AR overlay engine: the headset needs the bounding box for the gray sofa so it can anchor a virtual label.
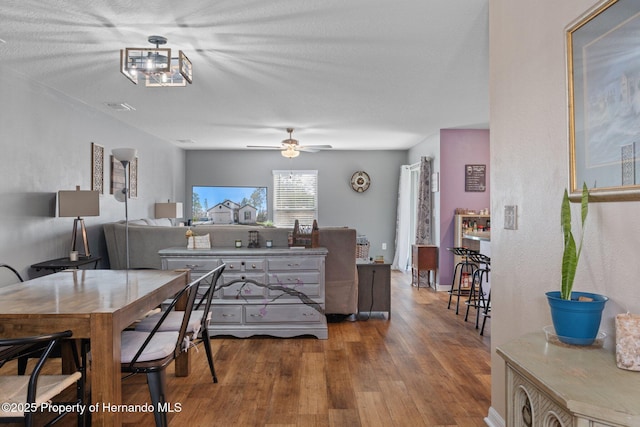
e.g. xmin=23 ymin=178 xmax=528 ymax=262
xmin=103 ymin=221 xmax=358 ymax=315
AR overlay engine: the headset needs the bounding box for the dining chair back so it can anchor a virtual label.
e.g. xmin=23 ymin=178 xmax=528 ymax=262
xmin=0 ymin=263 xmax=61 ymax=376
xmin=0 ymin=330 xmax=86 ymax=427
xmin=120 ymin=269 xmax=211 ymax=427
xmin=0 ymin=264 xmax=23 ymax=287
xmin=134 ymin=263 xmax=225 ymax=383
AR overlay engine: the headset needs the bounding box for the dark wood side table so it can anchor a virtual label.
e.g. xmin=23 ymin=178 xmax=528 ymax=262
xmin=31 ymin=256 xmax=102 ymax=273
xmin=357 ymin=262 xmax=391 ymax=318
xmin=411 ymin=245 xmax=438 ymax=288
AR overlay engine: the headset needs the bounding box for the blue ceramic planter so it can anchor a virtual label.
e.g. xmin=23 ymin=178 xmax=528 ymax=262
xmin=546 ymin=291 xmax=608 ymax=346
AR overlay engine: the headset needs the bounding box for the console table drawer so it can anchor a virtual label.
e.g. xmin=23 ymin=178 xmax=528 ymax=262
xmin=268 ymin=271 xmax=319 ymax=285
xmin=245 ymin=304 xmax=323 ymax=323
xmin=210 ymin=305 xmax=242 ymax=324
xmin=223 ymin=258 xmax=265 ymax=272
xmin=268 ymin=258 xmax=320 ymax=270
xmin=164 ymin=258 xmax=220 ymax=271
xmin=218 ymin=273 xmax=267 ymax=298
xmin=267 ymin=283 xmax=321 ymax=298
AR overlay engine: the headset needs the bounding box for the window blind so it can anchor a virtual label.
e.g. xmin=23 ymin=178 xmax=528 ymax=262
xmin=272 ymin=170 xmax=318 ymax=227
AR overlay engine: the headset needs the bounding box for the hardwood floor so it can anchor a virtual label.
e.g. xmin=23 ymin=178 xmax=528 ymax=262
xmin=4 ymin=270 xmax=492 ymax=426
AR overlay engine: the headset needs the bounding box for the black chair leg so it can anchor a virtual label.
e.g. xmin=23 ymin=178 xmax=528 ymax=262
xmin=147 ymin=370 xmax=168 ymax=427
xmin=201 ymin=330 xmax=218 ymax=383
xmin=480 ymin=291 xmax=491 ymax=335
xmin=17 ymin=356 xmax=28 ymax=375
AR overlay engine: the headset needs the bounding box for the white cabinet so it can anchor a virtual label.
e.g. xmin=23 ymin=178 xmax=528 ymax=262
xmin=159 ymin=247 xmax=328 ymax=339
xmin=498 ymin=333 xmax=640 ymax=426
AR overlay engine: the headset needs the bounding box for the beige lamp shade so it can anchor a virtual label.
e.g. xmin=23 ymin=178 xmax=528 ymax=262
xmin=58 ymin=189 xmax=100 ymax=217
xmin=155 ymin=202 xmax=183 ymax=219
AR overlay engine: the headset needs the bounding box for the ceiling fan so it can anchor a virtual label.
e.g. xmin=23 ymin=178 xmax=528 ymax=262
xmin=247 ymin=128 xmax=332 ymax=158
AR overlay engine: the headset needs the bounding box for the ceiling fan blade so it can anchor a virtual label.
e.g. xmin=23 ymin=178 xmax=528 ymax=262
xmin=298 ymin=145 xmax=333 ymax=152
xmin=246 ymin=145 xmax=282 ymax=149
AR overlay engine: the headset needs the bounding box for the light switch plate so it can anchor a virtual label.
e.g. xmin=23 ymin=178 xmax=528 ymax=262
xmin=504 ymin=205 xmax=517 ymax=230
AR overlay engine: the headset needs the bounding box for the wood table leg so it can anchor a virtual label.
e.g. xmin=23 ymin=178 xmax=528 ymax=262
xmin=175 ymin=350 xmax=190 ymax=377
xmin=91 ymin=312 xmax=122 ymax=426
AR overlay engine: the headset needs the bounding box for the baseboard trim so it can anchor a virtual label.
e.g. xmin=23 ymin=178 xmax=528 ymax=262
xmin=484 ymin=407 xmax=505 ymax=427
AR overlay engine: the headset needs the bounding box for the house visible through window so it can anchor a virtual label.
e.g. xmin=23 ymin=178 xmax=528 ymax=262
xmin=273 ymin=170 xmax=318 ymax=228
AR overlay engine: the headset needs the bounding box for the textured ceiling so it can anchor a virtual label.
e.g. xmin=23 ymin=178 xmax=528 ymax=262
xmin=0 ymin=0 xmax=489 ymax=150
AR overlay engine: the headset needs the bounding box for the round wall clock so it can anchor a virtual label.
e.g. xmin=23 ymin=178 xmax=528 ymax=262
xmin=350 ymin=171 xmax=371 ymax=192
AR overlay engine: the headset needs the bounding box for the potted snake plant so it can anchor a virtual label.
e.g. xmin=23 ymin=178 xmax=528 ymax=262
xmin=546 ymin=182 xmax=608 ymax=345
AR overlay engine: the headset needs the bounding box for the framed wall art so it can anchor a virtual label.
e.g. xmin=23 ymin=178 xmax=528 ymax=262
xmin=568 ymin=0 xmax=640 ymax=200
xmin=110 ymin=155 xmax=125 ymax=195
xmin=110 ymin=155 xmax=138 ymax=198
xmin=91 ymin=142 xmax=104 ymax=194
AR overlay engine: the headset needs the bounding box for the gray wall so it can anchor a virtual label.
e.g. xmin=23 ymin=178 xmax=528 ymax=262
xmin=186 ymin=150 xmax=407 ymax=261
xmin=0 ymin=66 xmax=186 ymax=277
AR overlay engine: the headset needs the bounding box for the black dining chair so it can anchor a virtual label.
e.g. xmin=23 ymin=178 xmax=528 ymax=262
xmin=134 ymin=264 xmax=225 ymax=383
xmin=0 ymin=330 xmax=87 ymax=427
xmin=0 ymin=264 xmax=45 ymax=376
xmin=120 ymin=268 xmax=213 ymax=427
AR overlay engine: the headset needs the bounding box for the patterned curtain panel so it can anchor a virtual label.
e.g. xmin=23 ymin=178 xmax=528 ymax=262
xmin=414 ymin=156 xmax=433 ymax=287
xmin=415 ymin=156 xmax=432 ymax=245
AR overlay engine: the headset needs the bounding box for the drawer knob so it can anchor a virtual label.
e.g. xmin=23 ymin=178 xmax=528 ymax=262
xmin=241 ymin=261 xmax=245 ymax=266
xmin=250 ymin=313 xmax=264 ymax=318
xmin=185 ymin=264 xmax=199 ymax=269
xmin=251 ymin=264 xmax=256 ymax=269
xmin=222 ymin=313 xmax=235 ymax=318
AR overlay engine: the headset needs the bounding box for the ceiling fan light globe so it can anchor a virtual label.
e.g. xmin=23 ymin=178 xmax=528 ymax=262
xmin=281 ymin=147 xmax=300 ymax=158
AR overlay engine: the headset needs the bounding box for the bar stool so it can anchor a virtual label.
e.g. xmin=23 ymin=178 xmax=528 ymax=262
xmin=446 ymin=248 xmax=478 ymax=314
xmin=464 ymin=252 xmax=490 ymax=329
xmin=480 ymin=289 xmax=491 ymax=335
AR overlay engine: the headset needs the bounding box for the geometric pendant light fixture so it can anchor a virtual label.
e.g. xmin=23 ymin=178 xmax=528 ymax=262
xmin=120 ymin=35 xmax=192 ymax=87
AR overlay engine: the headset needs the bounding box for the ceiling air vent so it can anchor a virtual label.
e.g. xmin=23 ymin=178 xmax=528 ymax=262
xmin=176 ymin=139 xmax=196 ymax=144
xmin=104 ymin=102 xmax=136 ymax=112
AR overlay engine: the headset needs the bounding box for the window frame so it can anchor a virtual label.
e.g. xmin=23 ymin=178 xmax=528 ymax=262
xmin=272 ymin=170 xmax=318 ymax=228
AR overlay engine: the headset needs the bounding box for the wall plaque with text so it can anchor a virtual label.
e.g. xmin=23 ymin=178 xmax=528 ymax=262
xmin=465 ymin=164 xmax=486 ymax=192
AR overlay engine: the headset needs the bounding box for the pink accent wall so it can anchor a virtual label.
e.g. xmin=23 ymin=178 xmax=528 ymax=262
xmin=439 ymin=129 xmax=490 ymax=286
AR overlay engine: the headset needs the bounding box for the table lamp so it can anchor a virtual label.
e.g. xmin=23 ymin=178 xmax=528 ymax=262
xmin=155 ymin=201 xmax=183 ymax=225
xmin=58 ymin=186 xmax=100 ymax=258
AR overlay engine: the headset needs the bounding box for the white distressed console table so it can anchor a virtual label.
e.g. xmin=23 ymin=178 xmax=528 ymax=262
xmin=159 ymin=246 xmax=328 ymax=339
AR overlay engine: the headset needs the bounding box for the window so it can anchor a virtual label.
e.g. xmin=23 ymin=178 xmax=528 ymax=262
xmin=273 ymin=170 xmax=318 ymax=228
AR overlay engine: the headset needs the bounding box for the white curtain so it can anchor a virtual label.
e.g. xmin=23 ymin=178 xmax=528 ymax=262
xmin=392 ymin=165 xmax=413 ymax=271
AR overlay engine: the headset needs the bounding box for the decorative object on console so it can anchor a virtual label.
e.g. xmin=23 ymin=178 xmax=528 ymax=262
xmin=248 ymin=230 xmax=259 ymax=248
xmin=120 ymin=35 xmax=192 ymax=87
xmin=356 ymin=235 xmax=370 ymax=260
xmin=91 ymin=142 xmax=104 ymax=194
xmin=155 ymin=201 xmax=183 ymax=225
xmin=247 ymin=128 xmax=332 ymax=158
xmin=546 ymin=183 xmax=608 ymax=346
xmin=58 ymin=186 xmax=100 ymax=258
xmin=187 ymin=234 xmax=211 ymax=249
xmin=350 ymin=171 xmax=370 ymax=192
xmin=615 ymin=313 xmax=640 ymax=371
xmin=112 ymin=147 xmax=138 ymax=269
xmin=292 ymin=219 xmax=319 ymax=248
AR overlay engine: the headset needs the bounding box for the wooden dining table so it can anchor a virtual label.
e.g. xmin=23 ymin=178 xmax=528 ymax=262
xmin=0 ymin=269 xmax=189 ymax=426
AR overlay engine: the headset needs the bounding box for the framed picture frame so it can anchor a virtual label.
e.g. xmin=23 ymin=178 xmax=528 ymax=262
xmin=110 ymin=155 xmax=125 ymax=196
xmin=110 ymin=155 xmax=138 ymax=198
xmin=568 ymin=0 xmax=640 ymax=201
xmin=129 ymin=156 xmax=138 ymax=199
xmin=91 ymin=142 xmax=104 ymax=194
